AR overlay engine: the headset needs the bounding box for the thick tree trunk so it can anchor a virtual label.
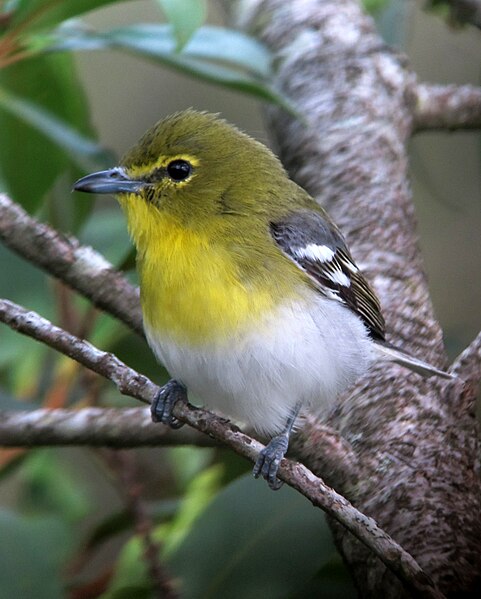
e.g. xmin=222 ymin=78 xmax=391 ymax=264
xmin=224 ymin=1 xmax=481 ymax=596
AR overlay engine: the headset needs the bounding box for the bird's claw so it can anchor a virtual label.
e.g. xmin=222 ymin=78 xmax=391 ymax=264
xmin=253 ymin=434 xmax=289 ymax=490
xmin=151 ymin=379 xmax=186 ymax=429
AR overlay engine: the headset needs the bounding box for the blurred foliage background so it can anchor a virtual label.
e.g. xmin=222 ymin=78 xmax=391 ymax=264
xmin=0 ymin=1 xmax=479 ymax=597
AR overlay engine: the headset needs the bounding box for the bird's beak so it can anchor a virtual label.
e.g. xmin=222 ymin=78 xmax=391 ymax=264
xmin=73 ymin=168 xmax=146 ymax=195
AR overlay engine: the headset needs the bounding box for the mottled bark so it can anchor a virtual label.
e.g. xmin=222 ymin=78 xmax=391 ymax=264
xmin=0 ymin=407 xmax=216 ymax=448
xmin=414 ymin=83 xmax=481 ymax=131
xmin=225 ymin=1 xmax=481 ymax=596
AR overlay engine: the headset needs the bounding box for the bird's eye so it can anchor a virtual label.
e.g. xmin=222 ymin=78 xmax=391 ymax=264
xmin=166 ymin=159 xmax=192 ymax=182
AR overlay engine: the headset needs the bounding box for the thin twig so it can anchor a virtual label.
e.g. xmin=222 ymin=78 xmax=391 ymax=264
xmin=105 ymin=451 xmax=179 ymax=599
xmin=0 ymin=297 xmax=443 ymax=598
xmin=413 ymin=83 xmax=481 ymax=132
xmin=0 ymin=298 xmax=152 ymax=402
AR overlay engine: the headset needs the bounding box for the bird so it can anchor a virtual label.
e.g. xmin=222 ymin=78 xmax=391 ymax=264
xmin=74 ymin=109 xmax=453 ymax=489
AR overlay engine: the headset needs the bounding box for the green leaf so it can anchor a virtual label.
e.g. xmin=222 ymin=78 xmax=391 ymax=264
xmin=362 ymin=0 xmax=390 ymax=14
xmin=156 ymin=0 xmax=207 ymax=51
xmin=162 ymin=463 xmax=223 ymax=555
xmin=8 ymin=0 xmax=129 ymax=34
xmin=40 ymin=23 xmax=272 ymax=78
xmin=39 ymin=23 xmax=296 ymax=113
xmin=21 ymin=450 xmax=90 ymax=522
xmin=169 ymin=474 xmax=335 ymax=599
xmin=0 ymin=509 xmax=71 ymax=599
xmin=99 ymin=534 xmax=153 ymax=599
xmin=168 ymin=446 xmax=216 ymax=492
xmin=107 ymin=588 xmax=152 ymax=599
xmin=0 ymin=51 xmax=104 ymax=218
xmin=0 ymin=87 xmax=112 ymax=173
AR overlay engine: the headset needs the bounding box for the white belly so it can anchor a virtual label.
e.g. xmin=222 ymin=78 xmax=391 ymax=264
xmin=144 ymin=291 xmax=375 ymax=436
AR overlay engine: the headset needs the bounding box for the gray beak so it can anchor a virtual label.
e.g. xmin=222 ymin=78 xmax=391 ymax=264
xmin=73 ymin=168 xmax=145 ymax=195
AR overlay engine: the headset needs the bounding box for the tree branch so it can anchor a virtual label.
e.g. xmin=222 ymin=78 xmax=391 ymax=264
xmin=0 ymin=194 xmax=143 ymax=337
xmin=0 ymin=407 xmax=216 ymax=447
xmin=0 ymin=297 xmax=443 ymax=598
xmin=0 ymin=298 xmax=152 ymax=402
xmin=413 ymin=83 xmax=481 ymax=131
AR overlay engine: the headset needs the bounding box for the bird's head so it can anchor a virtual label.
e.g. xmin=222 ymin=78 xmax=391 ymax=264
xmin=74 ymin=110 xmax=287 ymax=230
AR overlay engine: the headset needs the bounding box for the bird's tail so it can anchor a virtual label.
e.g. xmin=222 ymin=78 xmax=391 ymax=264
xmin=374 ymin=342 xmax=454 ymax=380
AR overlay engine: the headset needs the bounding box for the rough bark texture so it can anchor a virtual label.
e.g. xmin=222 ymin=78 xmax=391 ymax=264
xmin=0 ymin=407 xmax=216 ymax=448
xmin=225 ymin=1 xmax=481 ymax=597
xmin=414 ymin=83 xmax=481 ymax=131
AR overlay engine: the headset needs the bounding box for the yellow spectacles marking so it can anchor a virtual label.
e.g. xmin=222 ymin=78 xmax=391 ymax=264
xmin=126 ymin=154 xmax=200 ymax=179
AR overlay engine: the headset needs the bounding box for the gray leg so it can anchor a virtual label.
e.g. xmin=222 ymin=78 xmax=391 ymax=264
xmin=151 ymin=379 xmax=186 ymax=429
xmin=252 ymin=402 xmax=302 ymax=490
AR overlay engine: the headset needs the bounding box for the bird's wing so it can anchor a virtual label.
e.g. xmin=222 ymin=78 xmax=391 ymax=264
xmin=270 ymin=210 xmax=385 ymax=340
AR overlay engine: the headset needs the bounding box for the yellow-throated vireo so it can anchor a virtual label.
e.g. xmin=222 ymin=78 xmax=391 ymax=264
xmin=74 ymin=110 xmax=452 ymax=489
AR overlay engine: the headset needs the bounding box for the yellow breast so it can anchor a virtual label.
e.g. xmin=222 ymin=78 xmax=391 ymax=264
xmin=128 ymin=207 xmax=283 ymax=345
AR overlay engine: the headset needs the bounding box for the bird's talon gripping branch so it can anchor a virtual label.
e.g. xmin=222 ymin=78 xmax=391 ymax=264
xmin=151 ymin=379 xmax=186 ymax=429
xmin=253 ymin=434 xmax=289 ymax=490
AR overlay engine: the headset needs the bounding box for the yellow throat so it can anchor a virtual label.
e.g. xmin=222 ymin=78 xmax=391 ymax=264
xmin=120 ymin=195 xmax=289 ymax=345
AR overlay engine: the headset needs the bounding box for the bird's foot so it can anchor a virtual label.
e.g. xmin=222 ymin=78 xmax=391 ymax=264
xmin=151 ymin=379 xmax=186 ymax=429
xmin=253 ymin=433 xmax=289 ymax=490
